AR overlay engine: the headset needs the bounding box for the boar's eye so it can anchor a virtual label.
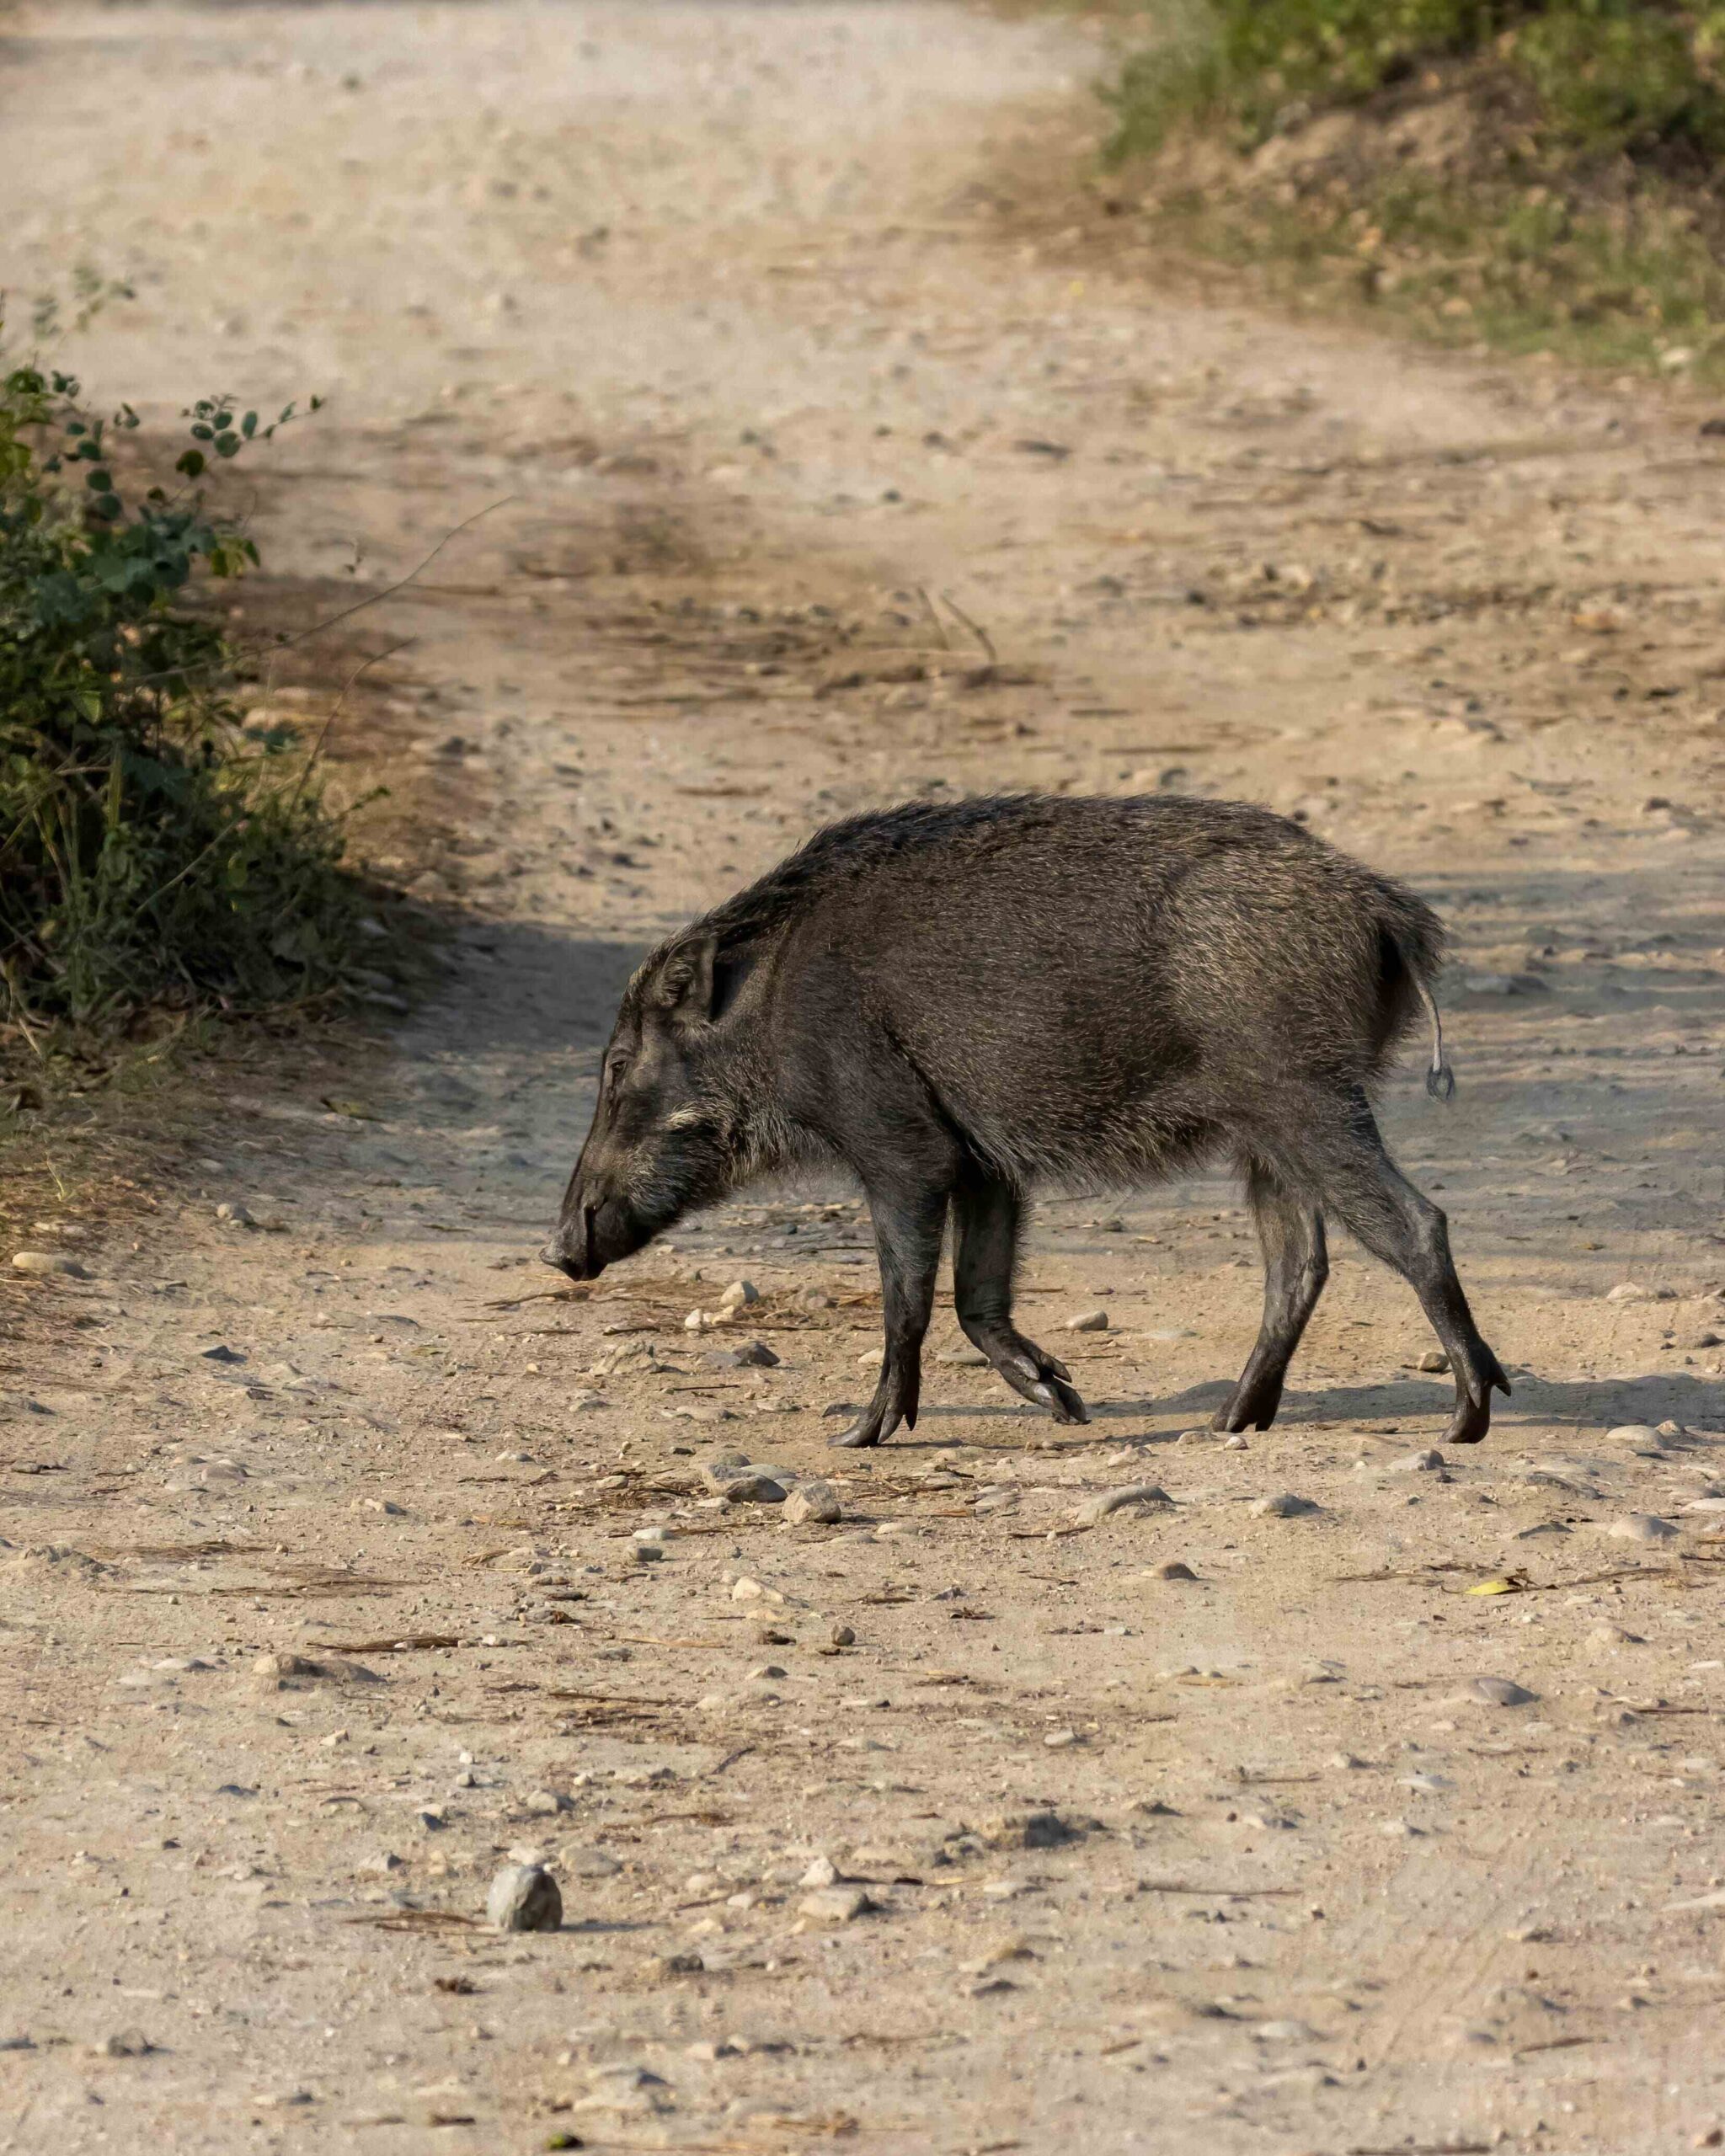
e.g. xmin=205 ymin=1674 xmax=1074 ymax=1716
xmin=604 ymin=1049 xmax=631 ymax=1089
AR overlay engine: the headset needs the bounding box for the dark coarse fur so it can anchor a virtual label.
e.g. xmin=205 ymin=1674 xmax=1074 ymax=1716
xmin=548 ymin=793 xmax=1509 ymax=1452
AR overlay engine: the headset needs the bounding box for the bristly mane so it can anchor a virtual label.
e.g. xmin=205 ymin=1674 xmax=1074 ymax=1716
xmin=695 ymin=796 xmax=1055 ymax=949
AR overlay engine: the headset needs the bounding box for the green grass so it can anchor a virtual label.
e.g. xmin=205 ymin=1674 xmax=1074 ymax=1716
xmin=1103 ymin=2 xmax=1725 ymax=380
xmin=1143 ymin=166 xmax=1725 ymax=377
xmin=1107 ymin=1 xmax=1725 ymax=162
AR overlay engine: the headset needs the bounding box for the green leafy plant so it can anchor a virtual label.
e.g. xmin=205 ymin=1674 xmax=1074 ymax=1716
xmin=1107 ymin=0 xmax=1725 ymax=163
xmin=0 ymin=329 xmax=366 ymax=1033
xmin=1102 ymin=1 xmax=1725 ymax=382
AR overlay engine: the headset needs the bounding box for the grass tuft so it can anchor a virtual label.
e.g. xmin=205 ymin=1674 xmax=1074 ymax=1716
xmin=1103 ymin=0 xmax=1725 ymax=381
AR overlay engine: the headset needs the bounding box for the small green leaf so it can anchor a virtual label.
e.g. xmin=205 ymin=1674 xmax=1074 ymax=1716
xmin=175 ymin=449 xmax=206 ymax=478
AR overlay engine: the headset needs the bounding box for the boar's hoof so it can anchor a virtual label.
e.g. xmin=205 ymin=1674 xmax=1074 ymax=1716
xmin=983 ymin=1339 xmax=1089 ymax=1423
xmin=1445 ymin=1394 xmax=1493 ymax=1445
xmin=1446 ymin=1352 xmax=1510 ymax=1446
xmin=1028 ymin=1374 xmax=1089 ymax=1425
xmin=828 ymin=1417 xmax=887 ymax=1450
xmin=1210 ymin=1380 xmax=1284 ymax=1435
xmin=1445 ymin=1389 xmax=1495 ymax=1446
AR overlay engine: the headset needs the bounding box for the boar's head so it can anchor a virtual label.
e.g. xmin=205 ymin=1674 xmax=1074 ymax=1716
xmin=544 ymin=933 xmax=752 ymax=1280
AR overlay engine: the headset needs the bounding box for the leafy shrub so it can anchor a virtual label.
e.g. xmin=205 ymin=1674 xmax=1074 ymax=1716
xmin=1107 ymin=0 xmax=1725 ymax=165
xmin=1513 ymin=8 xmax=1725 ymax=158
xmin=0 ymin=339 xmax=364 ymax=1032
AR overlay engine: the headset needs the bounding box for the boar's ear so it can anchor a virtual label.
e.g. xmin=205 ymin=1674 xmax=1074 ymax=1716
xmin=651 ymin=934 xmax=717 ymax=1026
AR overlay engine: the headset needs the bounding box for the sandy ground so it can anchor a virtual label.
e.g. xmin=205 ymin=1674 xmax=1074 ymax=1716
xmin=4 ymin=4 xmax=1725 ymax=2152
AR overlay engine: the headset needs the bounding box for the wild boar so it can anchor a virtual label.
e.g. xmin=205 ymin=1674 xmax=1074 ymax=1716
xmin=544 ymin=793 xmax=1508 ymax=1449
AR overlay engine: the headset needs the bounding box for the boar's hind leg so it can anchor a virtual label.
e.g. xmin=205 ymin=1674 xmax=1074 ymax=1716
xmin=1310 ymin=1091 xmax=1511 ymax=1446
xmin=953 ymin=1173 xmax=1089 ymax=1425
xmin=1212 ymin=1165 xmax=1328 ymax=1433
xmin=829 ymin=1183 xmax=948 ymax=1450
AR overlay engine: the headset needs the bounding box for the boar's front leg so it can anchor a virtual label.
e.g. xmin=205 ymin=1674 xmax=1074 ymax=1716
xmin=829 ymin=1182 xmax=948 ymax=1450
xmin=953 ymin=1171 xmax=1089 ymax=1426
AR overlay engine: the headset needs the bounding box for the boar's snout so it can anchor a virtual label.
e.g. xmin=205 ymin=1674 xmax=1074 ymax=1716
xmin=542 ymin=1193 xmax=601 ymax=1280
xmin=542 ymin=1193 xmax=651 ymax=1282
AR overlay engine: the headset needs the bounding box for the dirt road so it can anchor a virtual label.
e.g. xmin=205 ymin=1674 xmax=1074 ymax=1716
xmin=4 ymin=5 xmax=1725 ymax=2152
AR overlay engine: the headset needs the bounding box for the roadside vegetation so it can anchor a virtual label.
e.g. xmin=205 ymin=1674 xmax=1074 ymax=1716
xmin=0 ymin=308 xmax=368 ymax=1068
xmin=1102 ymin=0 xmax=1725 ymax=380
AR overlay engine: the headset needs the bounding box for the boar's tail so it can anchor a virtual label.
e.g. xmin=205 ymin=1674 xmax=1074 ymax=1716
xmin=1412 ymin=969 xmax=1455 ymax=1102
xmin=1375 ymin=883 xmax=1453 ymax=1102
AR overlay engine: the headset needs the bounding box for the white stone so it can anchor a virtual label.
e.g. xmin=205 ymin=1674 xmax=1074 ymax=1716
xmin=10 ymin=1251 xmax=88 ymax=1278
xmin=1609 ymin=1513 xmax=1679 ymax=1545
xmin=486 ymin=1863 xmax=562 ymax=1931
xmin=1252 ymin=1492 xmax=1319 ymax=1518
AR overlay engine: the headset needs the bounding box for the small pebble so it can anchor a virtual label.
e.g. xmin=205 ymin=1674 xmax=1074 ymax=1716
xmin=1610 ymin=1513 xmax=1679 ymax=1544
xmin=1416 ymin=1348 xmax=1450 ymax=1373
xmin=1076 ymin=1483 xmax=1171 ymax=1524
xmin=10 ymin=1250 xmax=88 ymax=1278
xmin=486 ymin=1863 xmax=562 ymax=1932
xmin=1156 ymin=1560 xmax=1199 ymax=1582
xmin=215 ymin=1202 xmax=256 ymax=1227
xmin=1252 ymin=1492 xmax=1319 ymax=1518
xmin=717 ymin=1471 xmax=788 ymax=1505
xmin=719 ymin=1279 xmax=760 ymax=1309
xmin=1606 ymin=1424 xmax=1664 ymax=1446
xmin=799 ymin=1854 xmax=841 ymax=1888
xmin=980 ymin=1809 xmax=1083 ymax=1849
xmin=703 ymin=1341 xmax=779 ymax=1369
xmin=784 ymin=1481 xmax=841 ymax=1526
xmin=252 ymin=1652 xmax=325 ymax=1679
xmin=798 ymin=1884 xmax=873 ymax=1924
xmin=1463 ymin=1676 xmax=1536 ymax=1707
xmin=1605 ymin=1281 xmax=1675 ymax=1303
xmin=830 ymin=1624 xmax=857 ymax=1648
xmin=1387 ymin=1449 xmax=1446 ymax=1474
xmin=1064 ymin=1310 xmax=1108 ymax=1332
xmin=90 ymin=2031 xmax=155 ymax=2058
